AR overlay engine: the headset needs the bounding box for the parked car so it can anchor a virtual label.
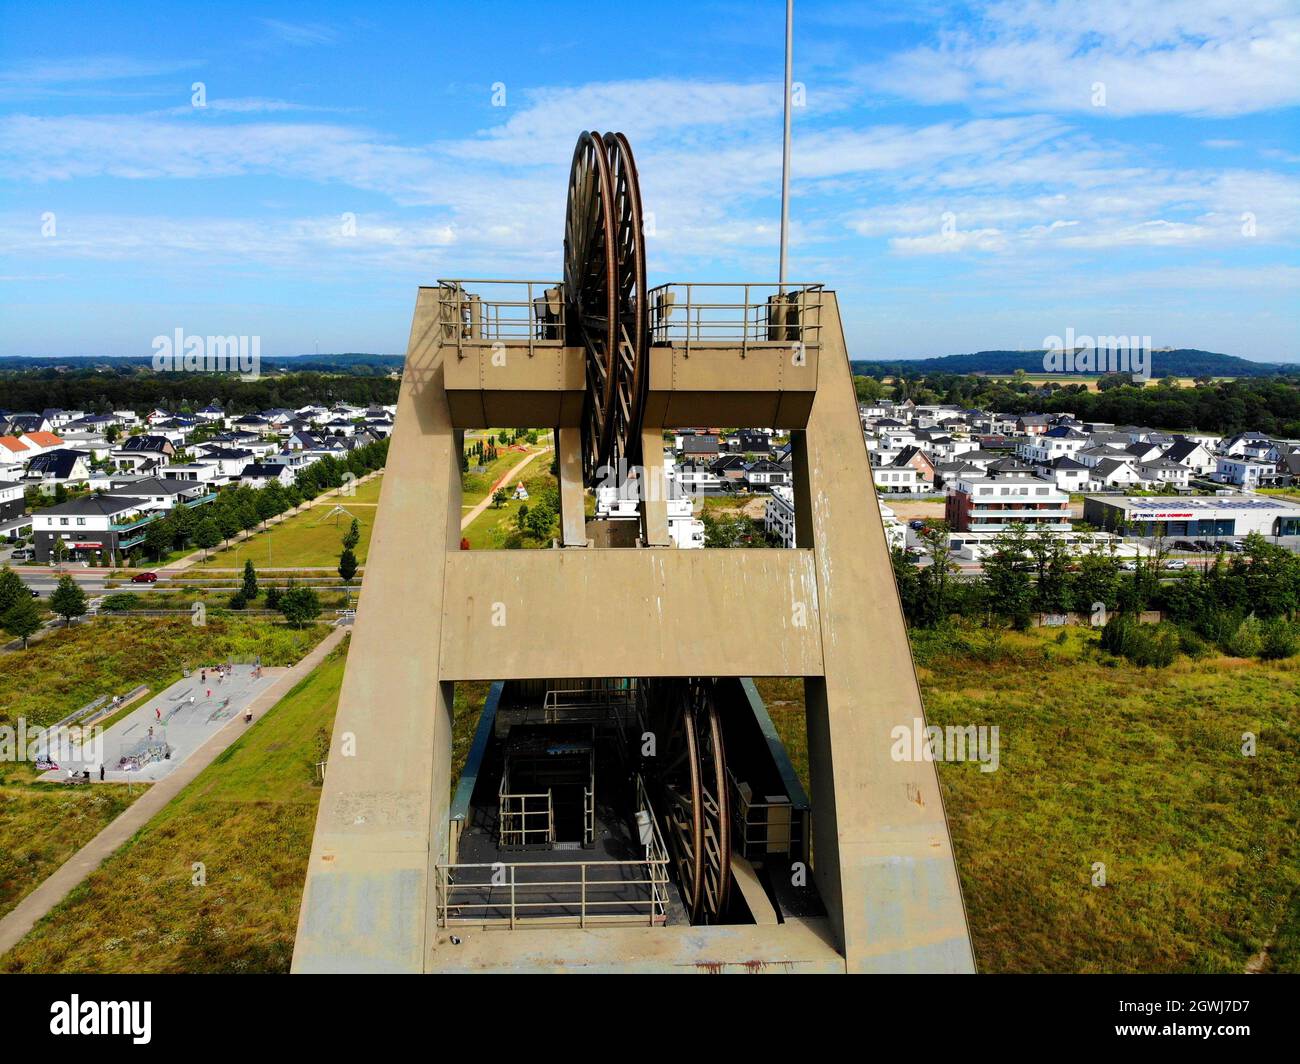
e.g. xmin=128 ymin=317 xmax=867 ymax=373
xmin=131 ymin=571 xmax=158 ymax=583
xmin=1229 ymin=541 xmax=1247 ymax=552
xmin=908 ymin=519 xmax=926 ymax=530
xmin=1120 ymin=560 xmax=1140 ymax=571
xmin=10 ymin=547 xmax=33 ymax=561
xmin=1172 ymin=540 xmax=1197 ymax=552
xmin=1164 ymin=559 xmax=1188 ymax=570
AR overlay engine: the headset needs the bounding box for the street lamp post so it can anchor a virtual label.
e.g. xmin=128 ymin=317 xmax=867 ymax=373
xmin=778 ymin=0 xmax=793 ymax=288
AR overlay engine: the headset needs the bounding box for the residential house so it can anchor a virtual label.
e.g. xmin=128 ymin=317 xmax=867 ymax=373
xmin=22 ymin=448 xmax=92 ymax=485
xmin=241 ymin=462 xmax=296 ymax=489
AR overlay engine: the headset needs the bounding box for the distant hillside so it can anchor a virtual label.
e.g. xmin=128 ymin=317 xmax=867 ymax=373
xmin=851 ymin=349 xmax=1297 ymax=379
xmin=0 ymin=353 xmax=404 ymax=376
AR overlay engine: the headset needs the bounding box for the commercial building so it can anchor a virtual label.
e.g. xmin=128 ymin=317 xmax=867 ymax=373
xmin=31 ymin=495 xmax=159 ymax=564
xmin=1083 ymin=494 xmax=1300 ymax=538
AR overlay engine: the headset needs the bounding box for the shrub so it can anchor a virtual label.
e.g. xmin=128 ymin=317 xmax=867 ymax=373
xmin=228 ymin=591 xmax=248 ymax=610
xmin=1259 ymin=618 xmax=1300 ymax=660
xmin=1176 ymin=627 xmax=1211 ymax=659
xmin=99 ymin=593 xmax=141 ymax=612
xmin=1224 ymin=617 xmax=1262 ymax=659
xmin=1100 ymin=615 xmax=1179 ymax=668
xmin=265 ymin=585 xmax=281 ymax=610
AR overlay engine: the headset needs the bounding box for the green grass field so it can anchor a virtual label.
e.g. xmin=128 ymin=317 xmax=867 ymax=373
xmin=186 ymin=491 xmax=378 ymax=571
xmin=461 ymin=439 xmax=551 ymax=509
xmin=0 ymin=617 xmax=329 ymax=734
xmin=0 ymin=782 xmax=146 ymax=922
xmin=758 ymin=625 xmax=1300 ymax=973
xmin=461 ymin=468 xmax=560 ymax=548
xmin=5 ymin=619 xmax=1295 ymax=973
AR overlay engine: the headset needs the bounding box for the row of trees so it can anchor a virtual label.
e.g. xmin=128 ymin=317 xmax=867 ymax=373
xmin=853 ymin=373 xmax=1300 ymax=438
xmin=0 ymin=368 xmax=398 ymax=417
xmin=893 ymin=525 xmax=1300 ymax=661
xmin=133 ymin=439 xmax=387 ymax=565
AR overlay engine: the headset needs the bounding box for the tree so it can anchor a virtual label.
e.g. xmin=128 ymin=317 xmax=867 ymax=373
xmin=524 ymin=501 xmax=555 ymax=543
xmin=1030 ymin=527 xmax=1073 ymax=615
xmin=144 ymin=517 xmax=172 ymax=562
xmin=915 ymin=523 xmax=956 ymax=625
xmin=342 ymin=517 xmax=361 ymax=553
xmin=853 ymin=375 xmax=884 ymax=404
xmin=241 ymin=559 xmax=259 ymax=600
xmin=49 ymin=575 xmax=88 ymax=627
xmin=279 ymin=586 xmax=322 ymax=628
xmin=338 ymin=548 xmax=358 ymax=597
xmin=2 ymin=594 xmax=42 ymax=648
xmin=491 ymin=488 xmax=508 ymax=509
xmin=982 ymin=524 xmax=1034 ymax=629
xmin=0 ymin=566 xmax=26 ymax=616
xmin=194 ymin=518 xmax=221 ymax=561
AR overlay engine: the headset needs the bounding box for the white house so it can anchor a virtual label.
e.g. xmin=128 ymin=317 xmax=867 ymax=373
xmin=1214 ymin=456 xmax=1277 ymax=489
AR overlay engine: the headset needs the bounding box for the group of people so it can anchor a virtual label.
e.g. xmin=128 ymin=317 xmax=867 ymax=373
xmin=200 ymin=663 xmax=235 ymax=685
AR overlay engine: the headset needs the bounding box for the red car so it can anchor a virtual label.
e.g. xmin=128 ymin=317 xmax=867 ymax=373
xmin=131 ymin=571 xmax=158 ymax=583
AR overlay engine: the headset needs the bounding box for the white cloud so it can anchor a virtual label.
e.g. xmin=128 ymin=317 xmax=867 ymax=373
xmin=863 ymin=0 xmax=1300 ymax=116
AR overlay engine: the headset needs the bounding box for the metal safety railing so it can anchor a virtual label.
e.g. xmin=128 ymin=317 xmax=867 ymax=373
xmin=436 ymin=775 xmax=671 ymax=929
xmin=497 ymin=788 xmax=554 ymax=848
xmin=648 ymin=282 xmax=824 ymax=357
xmin=435 ymin=279 xmax=564 ymax=361
xmin=729 ymin=770 xmax=808 ymax=863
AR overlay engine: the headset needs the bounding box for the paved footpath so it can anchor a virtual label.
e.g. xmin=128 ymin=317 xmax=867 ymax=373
xmin=460 ymin=447 xmax=552 ymax=531
xmin=0 ymin=626 xmax=348 ymax=958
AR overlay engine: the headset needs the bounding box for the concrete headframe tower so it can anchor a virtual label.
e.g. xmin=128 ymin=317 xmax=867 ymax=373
xmin=293 ymin=131 xmax=974 ymax=973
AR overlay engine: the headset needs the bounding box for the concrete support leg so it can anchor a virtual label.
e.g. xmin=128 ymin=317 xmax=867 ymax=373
xmin=292 ymin=288 xmax=461 ymax=973
xmin=557 ymin=426 xmax=588 ymax=547
xmin=640 ymin=428 xmax=671 ymax=547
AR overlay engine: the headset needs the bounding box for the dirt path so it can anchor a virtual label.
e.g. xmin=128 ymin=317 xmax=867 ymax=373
xmin=460 ymin=448 xmax=551 ymax=531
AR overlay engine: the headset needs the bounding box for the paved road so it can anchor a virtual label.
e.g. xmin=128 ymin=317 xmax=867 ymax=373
xmin=0 ymin=626 xmax=348 ymax=959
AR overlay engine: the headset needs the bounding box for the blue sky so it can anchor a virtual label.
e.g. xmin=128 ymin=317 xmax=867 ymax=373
xmin=1 ymin=0 xmax=1297 ymax=361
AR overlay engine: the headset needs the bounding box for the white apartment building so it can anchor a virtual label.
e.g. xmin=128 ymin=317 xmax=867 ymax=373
xmin=945 ymin=474 xmax=1072 ymax=532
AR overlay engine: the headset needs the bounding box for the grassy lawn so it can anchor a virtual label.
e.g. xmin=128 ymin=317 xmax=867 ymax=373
xmin=461 ymin=439 xmax=552 ymax=509
xmin=0 ymin=618 xmax=329 ymax=734
xmin=0 ymin=780 xmax=147 ymax=922
xmin=462 ymin=468 xmax=559 ymax=548
xmin=345 ymin=475 xmax=384 ymax=505
xmin=186 ymin=499 xmax=376 ymax=571
xmin=756 ymin=625 xmax=1300 ymax=973
xmin=0 ymin=652 xmax=491 ymax=974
